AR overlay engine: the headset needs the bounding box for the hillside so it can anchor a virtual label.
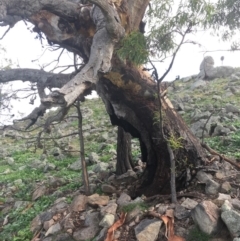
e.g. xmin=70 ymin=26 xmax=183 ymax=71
xmin=1 ymin=72 xmax=240 ymax=241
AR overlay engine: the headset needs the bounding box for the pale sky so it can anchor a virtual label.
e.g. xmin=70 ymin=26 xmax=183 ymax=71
xmin=0 ymin=20 xmax=240 ymax=123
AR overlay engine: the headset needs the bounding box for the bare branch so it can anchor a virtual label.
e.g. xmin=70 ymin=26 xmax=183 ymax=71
xmin=0 ymin=26 xmax=11 ymax=39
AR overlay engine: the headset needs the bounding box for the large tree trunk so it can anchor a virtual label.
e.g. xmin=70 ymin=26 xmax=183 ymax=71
xmin=97 ymin=66 xmax=207 ymax=196
xmin=0 ymin=0 xmax=207 ymax=196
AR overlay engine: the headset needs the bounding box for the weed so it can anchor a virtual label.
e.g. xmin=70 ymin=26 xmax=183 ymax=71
xmin=187 ymin=226 xmax=211 ymax=241
xmin=120 ymin=202 xmax=148 ymax=213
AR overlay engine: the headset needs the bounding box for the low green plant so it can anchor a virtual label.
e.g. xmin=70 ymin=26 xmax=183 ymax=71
xmin=120 ymin=202 xmax=148 ymax=213
xmin=187 ymin=226 xmax=211 ymax=241
xmin=0 ymin=196 xmax=54 ymax=241
xmin=168 ymin=134 xmax=183 ymax=150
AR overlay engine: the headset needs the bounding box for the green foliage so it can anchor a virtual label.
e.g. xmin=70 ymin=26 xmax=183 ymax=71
xmin=0 ymin=196 xmax=54 ymax=241
xmin=187 ymin=226 xmax=211 ymax=241
xmin=117 ymin=31 xmax=148 ymax=65
xmin=120 ymin=202 xmax=148 ymax=213
xmin=206 ymin=130 xmax=240 ymax=159
xmin=146 ymin=0 xmax=215 ymax=58
xmin=168 ymin=134 xmax=183 ymax=150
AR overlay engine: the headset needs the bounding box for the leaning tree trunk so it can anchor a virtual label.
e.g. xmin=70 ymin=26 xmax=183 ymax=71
xmin=116 ymin=126 xmax=134 ymax=175
xmin=0 ymin=0 xmax=207 ymax=196
xmin=97 ymin=66 xmax=207 ymax=196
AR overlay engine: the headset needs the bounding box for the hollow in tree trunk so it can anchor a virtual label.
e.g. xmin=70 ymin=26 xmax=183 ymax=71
xmin=116 ymin=126 xmax=134 ymax=175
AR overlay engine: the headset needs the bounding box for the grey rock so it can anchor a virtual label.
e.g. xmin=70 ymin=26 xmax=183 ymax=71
xmin=101 ymin=184 xmax=117 ymax=194
xmin=181 ymin=198 xmax=198 ymax=210
xmin=175 ymin=204 xmax=190 ymax=219
xmin=73 ymin=212 xmax=100 ymax=241
xmin=233 ymin=238 xmax=240 ymax=241
xmin=51 ymin=201 xmax=68 ymax=213
xmin=69 ymin=159 xmax=82 ymax=171
xmin=217 ymin=193 xmax=231 ymax=201
xmin=115 ymin=169 xmax=138 ymax=184
xmin=99 ymin=214 xmax=115 ymax=227
xmin=198 ymin=56 xmax=214 ymax=79
xmin=205 ymin=179 xmax=220 ymax=195
xmin=70 ymin=195 xmax=87 ymax=212
xmin=61 ymin=213 xmax=75 ymax=230
xmin=225 ymin=104 xmax=240 ymax=114
xmin=95 ymin=227 xmax=108 ymax=241
xmin=29 ymin=159 xmax=45 ymax=169
xmin=196 ymin=170 xmax=211 ymax=183
xmin=50 ymin=233 xmax=74 ymax=241
xmin=45 ymin=223 xmax=61 ymax=236
xmin=32 ymin=185 xmax=47 ymax=201
xmin=191 ymin=200 xmax=223 ymax=235
xmin=14 ymin=201 xmax=30 ymax=210
xmin=5 ymin=157 xmax=14 ymax=165
xmin=221 ymin=210 xmax=240 ymax=237
xmin=220 ymin=181 xmax=232 ymax=193
xmin=190 ymin=80 xmax=206 ymax=90
xmin=135 ymin=218 xmax=162 ymax=241
xmin=50 ymin=147 xmax=62 ymax=157
xmin=100 ymin=202 xmax=118 ymax=216
xmin=117 ymin=193 xmax=131 ymax=207
xmin=30 ymin=215 xmax=42 ymax=233
xmin=89 ymin=152 xmax=100 ymax=164
xmin=126 ymin=206 xmax=143 ymax=223
xmin=221 ymin=200 xmax=233 ymax=212
xmin=87 ymin=194 xmax=109 ymax=207
xmin=92 ymin=162 xmax=109 ymax=173
xmin=231 ymin=199 xmax=240 ymax=211
xmin=230 ymin=74 xmax=240 ymax=81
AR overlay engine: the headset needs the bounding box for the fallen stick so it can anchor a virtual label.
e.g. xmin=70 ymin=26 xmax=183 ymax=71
xmin=201 ymin=143 xmax=240 ymax=170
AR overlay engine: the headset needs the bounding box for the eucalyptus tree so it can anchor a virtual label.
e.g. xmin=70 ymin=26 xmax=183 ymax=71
xmin=0 ymin=0 xmax=218 ymax=195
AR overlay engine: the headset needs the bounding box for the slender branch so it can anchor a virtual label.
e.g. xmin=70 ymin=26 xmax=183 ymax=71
xmin=0 ymin=26 xmax=11 ymax=39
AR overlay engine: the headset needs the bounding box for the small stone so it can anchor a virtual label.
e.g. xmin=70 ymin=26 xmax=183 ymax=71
xmin=221 ymin=200 xmax=233 ymax=212
xmin=205 ymin=179 xmax=220 ymax=195
xmin=32 ymin=185 xmax=47 ymax=201
xmin=220 ymin=181 xmax=232 ymax=193
xmin=45 ymin=223 xmax=61 ymax=236
xmin=217 ymin=193 xmax=231 ymax=201
xmin=175 ymin=204 xmax=190 ymax=220
xmin=30 ymin=215 xmax=42 ymax=233
xmin=87 ymin=194 xmax=109 ymax=207
xmin=181 ymin=198 xmax=198 ymax=210
xmin=231 ymin=199 xmax=240 ymax=211
xmin=95 ymin=227 xmax=108 ymax=241
xmin=215 ymin=172 xmax=225 ymax=179
xmin=101 ymin=184 xmax=117 ymax=194
xmin=196 ymin=170 xmax=211 ymax=183
xmin=117 ymin=193 xmax=131 ymax=207
xmin=43 ymin=219 xmax=55 ymax=231
xmin=126 ymin=206 xmax=142 ymax=223
xmin=99 ymin=214 xmax=115 ymax=228
xmin=100 ymin=202 xmax=118 ymax=216
xmin=135 ymin=218 xmax=162 ymax=241
xmin=70 ymin=195 xmax=87 ymax=212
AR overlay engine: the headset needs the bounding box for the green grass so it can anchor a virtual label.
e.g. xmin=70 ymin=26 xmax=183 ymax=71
xmin=0 ymin=196 xmax=55 ymax=241
xmin=205 ymin=130 xmax=240 ymax=158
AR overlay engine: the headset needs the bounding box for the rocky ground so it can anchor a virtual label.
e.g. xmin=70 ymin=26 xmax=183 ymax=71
xmin=1 ymin=71 xmax=240 ymax=241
